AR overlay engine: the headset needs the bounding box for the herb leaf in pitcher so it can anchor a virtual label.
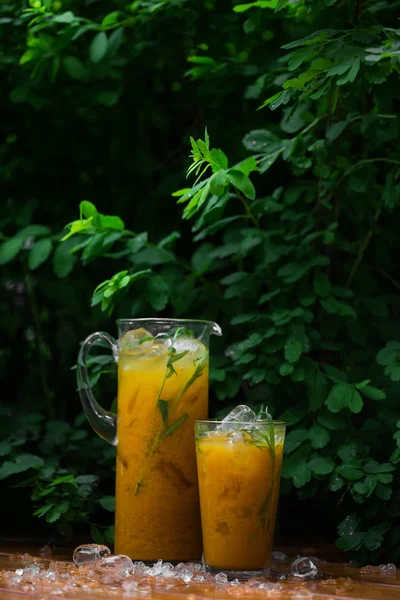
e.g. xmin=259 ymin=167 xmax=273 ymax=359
xmin=160 ymin=413 xmax=190 ymax=440
xmin=158 ymin=399 xmax=169 ymax=426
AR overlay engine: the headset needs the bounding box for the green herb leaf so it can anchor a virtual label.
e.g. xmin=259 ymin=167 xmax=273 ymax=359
xmin=160 ymin=413 xmax=190 ymax=440
xmin=158 ymin=399 xmax=169 ymax=426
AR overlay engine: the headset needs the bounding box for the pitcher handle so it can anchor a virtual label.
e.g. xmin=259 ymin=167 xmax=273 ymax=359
xmin=77 ymin=331 xmax=118 ymax=446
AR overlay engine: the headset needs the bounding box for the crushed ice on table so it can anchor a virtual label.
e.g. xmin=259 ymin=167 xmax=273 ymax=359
xmin=215 ymin=572 xmax=228 ymax=585
xmin=231 ymin=578 xmax=240 ymax=586
xmin=379 ymin=563 xmax=397 ymax=573
xmin=291 ymin=556 xmax=318 ymax=578
xmin=73 ymin=544 xmax=111 ymax=566
xmin=220 ymin=404 xmax=257 ymax=432
xmin=272 ymin=550 xmax=288 ymax=561
xmin=95 ymin=554 xmax=134 ymax=576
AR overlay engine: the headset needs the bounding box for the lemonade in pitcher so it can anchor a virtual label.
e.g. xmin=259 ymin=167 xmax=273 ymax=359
xmin=77 ymin=319 xmax=222 ymax=561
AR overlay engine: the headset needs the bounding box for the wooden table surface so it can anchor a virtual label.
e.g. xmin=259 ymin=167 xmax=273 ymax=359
xmin=0 ymin=542 xmax=399 ymax=599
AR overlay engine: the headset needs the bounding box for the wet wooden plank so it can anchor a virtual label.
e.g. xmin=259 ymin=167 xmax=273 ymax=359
xmin=0 ymin=544 xmax=399 ymax=599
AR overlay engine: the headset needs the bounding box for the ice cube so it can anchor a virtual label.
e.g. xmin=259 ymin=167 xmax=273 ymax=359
xmin=165 ymin=337 xmax=207 ymax=370
xmin=15 ymin=569 xmax=23 ymax=576
xmin=291 ymin=556 xmax=318 ymax=578
xmin=122 ymin=580 xmax=138 ymax=591
xmin=231 ymin=579 xmax=240 ymax=586
xmin=228 ymin=431 xmax=246 ymax=444
xmin=94 ymin=554 xmax=133 ymax=576
xmin=379 ymin=563 xmax=396 ymax=573
xmin=220 ymin=405 xmax=257 ymax=432
xmin=272 ymin=550 xmax=288 ymax=561
xmin=151 ymin=559 xmax=164 ymax=576
xmin=120 ymin=328 xmax=167 ymax=361
xmin=133 ymin=561 xmax=146 ymax=575
xmin=73 ymin=544 xmax=111 ymax=566
xmin=160 ymin=562 xmax=175 ymax=578
xmin=215 ymin=572 xmax=228 ymax=585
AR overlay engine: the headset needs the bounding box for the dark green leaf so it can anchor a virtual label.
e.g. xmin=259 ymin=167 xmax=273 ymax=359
xmin=227 ymin=169 xmax=256 ymax=200
xmin=160 ymin=413 xmax=190 ymax=440
xmin=158 ymin=399 xmax=169 ymax=426
xmin=348 ymin=388 xmax=363 ymax=414
xmin=0 ymin=237 xmax=24 ymax=265
xmin=28 ymin=239 xmax=52 ymax=270
xmin=314 ymin=271 xmax=331 ymax=297
xmin=308 ymin=367 xmax=328 ymax=411
xmin=209 ymin=170 xmax=228 ymax=196
xmin=326 ymin=383 xmax=353 ymax=413
xmin=90 ymin=32 xmax=108 ymax=63
xmin=63 ymin=56 xmax=87 ymax=80
xmin=284 ymin=428 xmax=309 ymax=454
xmin=53 ymin=242 xmax=76 ymax=278
xmin=242 ymin=129 xmax=280 ymax=151
xmin=147 ymin=276 xmax=169 ymax=311
xmin=98 ymin=496 xmax=115 ymax=512
xmin=308 ymin=455 xmax=335 ymax=475
xmin=326 ymin=121 xmax=347 ymax=143
xmin=309 ymin=425 xmax=330 ymax=449
xmin=284 ymin=336 xmax=302 ymax=363
xmin=336 ymin=460 xmax=363 ymax=480
xmin=0 ymin=454 xmax=44 ymax=479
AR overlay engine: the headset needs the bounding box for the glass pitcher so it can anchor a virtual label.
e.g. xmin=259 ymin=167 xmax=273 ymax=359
xmin=77 ymin=318 xmax=222 ymax=562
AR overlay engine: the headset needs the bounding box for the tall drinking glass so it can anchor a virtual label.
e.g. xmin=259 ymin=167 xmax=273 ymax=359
xmin=195 ymin=420 xmax=285 ymax=578
xmin=77 ymin=319 xmax=222 ymax=561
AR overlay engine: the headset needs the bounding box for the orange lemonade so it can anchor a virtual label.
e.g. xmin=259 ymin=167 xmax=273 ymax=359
xmin=115 ymin=329 xmax=209 ymax=561
xmin=195 ymin=421 xmax=285 ymax=573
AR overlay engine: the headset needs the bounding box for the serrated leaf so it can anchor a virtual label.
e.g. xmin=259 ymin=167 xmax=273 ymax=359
xmin=308 ymin=455 xmax=335 ymax=474
xmin=337 ymin=57 xmax=360 ymax=85
xmin=309 ymin=425 xmax=330 ymax=449
xmin=284 ymin=336 xmax=302 ymax=363
xmin=147 ymin=276 xmax=169 ymax=311
xmin=336 ymin=532 xmax=364 ymax=551
xmin=326 ymin=383 xmax=353 ymax=413
xmin=284 ymin=428 xmax=309 ymax=454
xmin=317 ymin=412 xmax=346 ymax=430
xmin=336 ymin=460 xmax=363 ymax=480
xmin=0 ymin=454 xmax=44 ymax=479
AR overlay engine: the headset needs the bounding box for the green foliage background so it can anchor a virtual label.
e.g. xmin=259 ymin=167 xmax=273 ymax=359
xmin=1 ymin=0 xmax=400 ymax=564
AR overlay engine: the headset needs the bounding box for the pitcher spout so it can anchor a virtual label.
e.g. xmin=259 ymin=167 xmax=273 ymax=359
xmin=211 ymin=322 xmax=222 ymax=337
